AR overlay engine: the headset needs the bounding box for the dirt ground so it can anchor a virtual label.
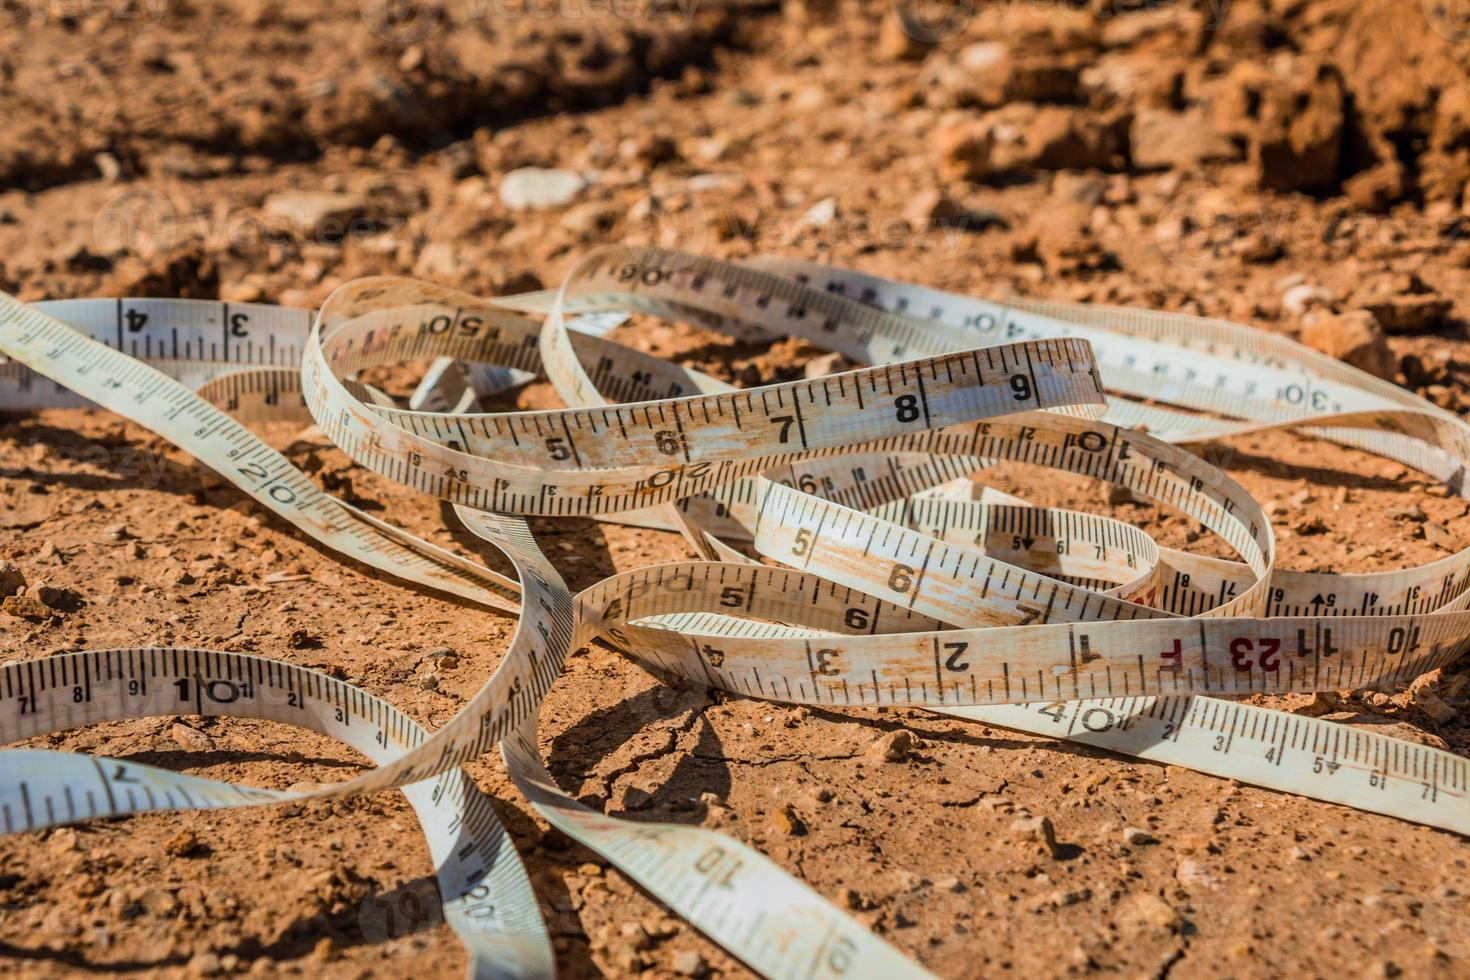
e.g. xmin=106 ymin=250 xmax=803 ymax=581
xmin=3 ymin=0 xmax=1470 ymax=976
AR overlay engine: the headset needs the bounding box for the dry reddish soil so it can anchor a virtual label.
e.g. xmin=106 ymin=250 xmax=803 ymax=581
xmin=3 ymin=0 xmax=1470 ymax=977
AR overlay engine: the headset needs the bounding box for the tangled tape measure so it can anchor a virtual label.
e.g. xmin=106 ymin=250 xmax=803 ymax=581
xmin=2 ymin=244 xmax=1470 ymax=977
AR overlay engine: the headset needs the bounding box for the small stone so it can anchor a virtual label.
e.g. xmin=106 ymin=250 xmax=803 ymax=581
xmin=1240 ymin=58 xmax=1344 ymax=194
xmin=1130 ymin=108 xmax=1238 ymax=171
xmin=1239 ymin=231 xmax=1284 ymax=264
xmin=454 ymin=176 xmax=491 ymax=206
xmin=773 ymin=803 xmax=807 ymax=836
xmin=1105 ymin=482 xmax=1135 ymax=506
xmin=186 ymin=951 xmax=222 ymax=978
xmin=1362 ymin=690 xmax=1395 ymax=710
xmin=437 ymin=655 xmax=460 ymax=671
xmin=1283 ymin=283 xmax=1335 ymax=316
xmin=1390 ymin=504 xmax=1428 ymax=523
xmin=165 ymin=829 xmax=203 ymax=857
xmin=288 ymin=628 xmax=323 ymax=649
xmin=1027 ymin=887 xmax=1091 ymax=911
xmin=47 ymin=827 xmax=80 ymax=854
xmin=313 ymin=937 xmax=340 ymax=962
xmin=0 ymin=563 xmax=25 ymax=599
xmin=1424 ymin=522 xmax=1453 ymax=550
xmin=1299 ymin=311 xmax=1394 ymax=380
xmin=1344 ymin=161 xmax=1409 ymax=214
xmin=1425 ymin=384 xmax=1460 ymax=412
xmin=690 ymin=136 xmax=730 ymax=164
xmin=578 ymin=862 xmax=603 ymax=876
xmin=172 ymin=723 xmax=216 ymax=752
xmin=398 ymin=43 xmax=424 ymax=71
xmin=1293 ymin=515 xmax=1329 ymax=535
xmin=560 ymin=200 xmax=621 ymax=240
xmin=619 ymin=921 xmax=654 ymax=951
xmin=796 ymin=197 xmax=839 ymax=232
xmin=903 ymin=189 xmax=1002 ymax=231
xmin=619 ymin=132 xmax=678 ymax=166
xmin=867 ymin=728 xmax=915 ymax=762
xmin=938 ymin=42 xmax=1078 ymax=107
xmin=1125 ymin=893 xmax=1183 ymax=933
xmin=1009 ymin=816 xmax=1062 ymax=859
xmin=1446 ymin=673 xmax=1470 ymax=700
xmin=1122 ymin=826 xmax=1157 ymax=846
xmin=934 ymin=122 xmax=994 ymax=182
xmin=3 ymin=595 xmax=51 ymax=620
xmin=893 ymin=868 xmax=925 ymax=892
xmin=1413 ymin=688 xmax=1458 ymax=725
xmin=603 ymin=938 xmax=645 ymax=972
xmin=613 ymin=784 xmax=651 ymax=810
xmin=414 ymin=242 xmax=460 ymax=280
xmin=437 ymin=140 xmax=478 ymax=180
xmin=990 ymin=104 xmax=1122 ymax=171
xmin=1393 ymin=348 xmax=1452 ymax=387
xmin=1359 ymin=274 xmax=1453 ymax=335
xmin=804 ymin=352 xmax=856 ymax=379
xmin=1297 ymin=696 xmax=1339 ymax=722
xmin=499 ymin=168 xmax=588 ymax=210
xmin=94 ymin=151 xmax=122 ymax=182
xmin=33 ymin=585 xmax=80 ymax=611
xmin=263 ymin=191 xmax=367 ymax=240
xmin=836 ymin=886 xmax=862 ymax=909
xmin=934 ymin=875 xmax=966 ymax=893
xmin=903 ymin=189 xmax=961 ymax=226
xmin=104 ymin=523 xmax=133 ymax=540
xmin=672 ymin=949 xmax=708 ymax=977
xmin=1176 ymin=858 xmax=1222 ymax=890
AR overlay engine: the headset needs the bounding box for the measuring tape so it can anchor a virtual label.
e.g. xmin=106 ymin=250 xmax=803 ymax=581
xmin=1 ymin=244 xmax=1469 ymax=978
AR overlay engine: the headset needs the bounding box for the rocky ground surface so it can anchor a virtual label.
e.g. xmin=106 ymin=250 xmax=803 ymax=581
xmin=3 ymin=0 xmax=1470 ymax=976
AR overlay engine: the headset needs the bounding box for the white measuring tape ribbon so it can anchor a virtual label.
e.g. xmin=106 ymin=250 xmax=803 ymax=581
xmin=1 ymin=244 xmax=1469 ymax=978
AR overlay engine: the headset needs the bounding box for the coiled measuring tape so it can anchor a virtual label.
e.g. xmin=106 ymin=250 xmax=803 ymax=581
xmin=1 ymin=244 xmax=1469 ymax=977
